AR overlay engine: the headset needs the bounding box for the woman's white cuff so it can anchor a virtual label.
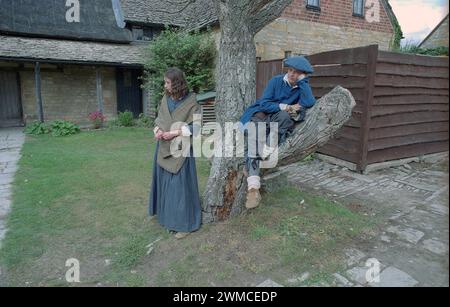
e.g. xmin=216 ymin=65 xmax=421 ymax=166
xmin=181 ymin=125 xmax=192 ymax=137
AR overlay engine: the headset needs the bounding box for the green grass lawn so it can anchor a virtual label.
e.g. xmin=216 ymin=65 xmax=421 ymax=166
xmin=0 ymin=127 xmax=377 ymax=287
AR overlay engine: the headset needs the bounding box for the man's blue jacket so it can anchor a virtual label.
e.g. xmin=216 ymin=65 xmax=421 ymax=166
xmin=239 ymin=74 xmax=316 ymax=125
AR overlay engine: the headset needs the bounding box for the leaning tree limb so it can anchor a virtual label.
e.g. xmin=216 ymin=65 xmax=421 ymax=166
xmin=275 ymin=85 xmax=356 ymax=168
xmin=202 ymin=86 xmax=356 ymax=223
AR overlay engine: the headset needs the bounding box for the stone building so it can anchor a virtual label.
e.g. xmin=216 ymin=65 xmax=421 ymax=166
xmin=254 ymin=0 xmax=398 ymax=60
xmin=0 ymin=0 xmax=149 ymax=127
xmin=0 ymin=0 xmax=400 ymax=127
xmin=419 ymin=14 xmax=449 ymax=49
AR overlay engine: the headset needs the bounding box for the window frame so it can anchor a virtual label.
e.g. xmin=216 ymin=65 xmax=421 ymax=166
xmin=306 ymin=0 xmax=321 ymax=12
xmin=352 ymin=0 xmax=365 ymax=18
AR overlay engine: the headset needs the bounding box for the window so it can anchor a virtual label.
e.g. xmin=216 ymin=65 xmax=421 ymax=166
xmin=353 ymin=0 xmax=365 ymax=17
xmin=306 ymin=0 xmax=321 ymax=11
xmin=132 ymin=27 xmax=144 ymax=41
xmin=132 ymin=26 xmax=160 ymax=41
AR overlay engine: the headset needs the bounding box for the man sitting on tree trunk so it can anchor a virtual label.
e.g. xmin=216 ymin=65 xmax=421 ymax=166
xmin=239 ymin=56 xmax=316 ymax=209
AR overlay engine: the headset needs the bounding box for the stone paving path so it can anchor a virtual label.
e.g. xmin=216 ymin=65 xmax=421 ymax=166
xmin=0 ymin=128 xmax=25 ymax=249
xmin=271 ymin=154 xmax=449 ymax=287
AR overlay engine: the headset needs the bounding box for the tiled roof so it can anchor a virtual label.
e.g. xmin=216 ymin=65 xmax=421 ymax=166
xmin=0 ymin=35 xmax=146 ymax=66
xmin=119 ymin=0 xmax=218 ymax=28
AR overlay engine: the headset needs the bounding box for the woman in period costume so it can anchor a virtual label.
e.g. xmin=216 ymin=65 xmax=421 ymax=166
xmin=149 ymin=67 xmax=202 ymax=239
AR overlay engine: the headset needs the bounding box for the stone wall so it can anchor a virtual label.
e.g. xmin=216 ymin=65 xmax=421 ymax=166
xmin=255 ymin=17 xmax=393 ymax=60
xmin=19 ymin=64 xmax=117 ymax=125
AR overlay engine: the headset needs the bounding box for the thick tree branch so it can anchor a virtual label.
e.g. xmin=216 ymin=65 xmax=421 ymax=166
xmin=250 ymin=0 xmax=294 ymax=34
xmin=250 ymin=0 xmax=274 ymax=14
xmin=263 ymin=86 xmax=356 ymax=172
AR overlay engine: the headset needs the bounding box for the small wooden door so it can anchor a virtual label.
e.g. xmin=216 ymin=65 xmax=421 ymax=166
xmin=116 ymin=68 xmax=143 ymax=117
xmin=0 ymin=71 xmax=23 ymax=128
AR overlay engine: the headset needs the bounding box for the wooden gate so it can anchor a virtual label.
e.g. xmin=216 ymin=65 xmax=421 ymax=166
xmin=256 ymin=45 xmax=449 ymax=172
xmin=0 ymin=71 xmax=23 ymax=128
xmin=116 ymin=68 xmax=143 ymax=117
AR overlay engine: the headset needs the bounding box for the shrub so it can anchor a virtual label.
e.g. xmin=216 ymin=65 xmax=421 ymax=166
xmin=50 ymin=120 xmax=80 ymax=137
xmin=117 ymin=111 xmax=135 ymax=127
xmin=144 ymin=28 xmax=216 ymax=108
xmin=136 ymin=113 xmax=153 ymax=128
xmin=395 ymin=42 xmax=449 ymax=56
xmin=88 ymin=111 xmax=107 ymax=129
xmin=24 ymin=122 xmax=51 ymax=135
xmin=24 ymin=120 xmax=80 ymax=136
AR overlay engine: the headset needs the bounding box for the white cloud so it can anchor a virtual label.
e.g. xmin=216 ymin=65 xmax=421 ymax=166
xmin=389 ymin=0 xmax=449 ymax=44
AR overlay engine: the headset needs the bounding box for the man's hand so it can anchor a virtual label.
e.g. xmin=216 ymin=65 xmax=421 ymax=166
xmin=287 ymin=104 xmax=301 ymax=113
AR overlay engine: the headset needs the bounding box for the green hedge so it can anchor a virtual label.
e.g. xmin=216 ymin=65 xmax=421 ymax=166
xmin=144 ymin=28 xmax=216 ymax=109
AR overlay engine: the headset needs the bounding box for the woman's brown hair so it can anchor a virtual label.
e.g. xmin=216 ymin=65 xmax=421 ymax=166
xmin=164 ymin=67 xmax=189 ymax=100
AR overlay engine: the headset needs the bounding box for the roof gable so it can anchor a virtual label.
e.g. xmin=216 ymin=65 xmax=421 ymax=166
xmin=419 ymin=14 xmax=449 ymax=48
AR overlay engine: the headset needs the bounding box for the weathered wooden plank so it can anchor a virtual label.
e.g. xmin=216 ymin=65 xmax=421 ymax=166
xmin=310 ymin=76 xmax=367 ymax=89
xmin=307 ymin=45 xmax=372 ymax=65
xmin=374 ymin=87 xmax=449 ymax=97
xmin=376 ymin=62 xmax=450 ymax=78
xmin=358 ymin=45 xmax=378 ymax=172
xmin=335 ymin=126 xmax=361 ymax=142
xmin=256 ymin=60 xmax=283 ymax=98
xmin=371 ymin=104 xmax=449 ymax=116
xmin=369 ymin=121 xmax=449 ymax=140
xmin=313 ymin=64 xmax=367 ymax=77
xmin=345 ymin=116 xmax=362 ymax=128
xmin=325 ymin=138 xmax=360 ymax=153
xmin=368 ymin=132 xmax=449 ymax=151
xmin=317 ymin=144 xmax=359 ymax=163
xmin=373 ymin=94 xmax=449 ymax=105
xmin=367 ymin=140 xmax=449 ymax=164
xmin=378 ymin=51 xmax=449 ymax=68
xmin=375 ymin=74 xmax=449 ymax=89
xmin=370 ymin=111 xmax=449 ymax=128
xmin=313 ymin=88 xmax=366 ymax=101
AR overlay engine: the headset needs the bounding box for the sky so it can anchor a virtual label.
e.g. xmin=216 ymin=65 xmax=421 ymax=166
xmin=389 ymin=0 xmax=449 ymax=45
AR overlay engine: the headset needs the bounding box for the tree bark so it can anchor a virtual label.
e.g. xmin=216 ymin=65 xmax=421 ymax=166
xmin=202 ymin=0 xmax=356 ymax=223
xmin=202 ymin=0 xmax=256 ymax=223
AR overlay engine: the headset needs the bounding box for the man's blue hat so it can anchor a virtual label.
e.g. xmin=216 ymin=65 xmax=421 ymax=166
xmin=284 ymin=56 xmax=314 ymax=74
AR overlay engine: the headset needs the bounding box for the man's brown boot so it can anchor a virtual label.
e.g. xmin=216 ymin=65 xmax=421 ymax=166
xmin=246 ymin=188 xmax=262 ymax=209
xmin=175 ymin=232 xmax=190 ymax=239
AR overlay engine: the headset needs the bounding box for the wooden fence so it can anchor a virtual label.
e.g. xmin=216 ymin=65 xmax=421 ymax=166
xmin=256 ymin=45 xmax=449 ymax=172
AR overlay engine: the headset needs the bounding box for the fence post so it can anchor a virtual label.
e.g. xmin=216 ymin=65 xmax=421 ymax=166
xmin=357 ymin=45 xmax=378 ymax=173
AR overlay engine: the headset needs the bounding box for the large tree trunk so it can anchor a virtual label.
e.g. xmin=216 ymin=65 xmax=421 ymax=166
xmin=202 ymin=1 xmax=256 ymax=223
xmin=202 ymin=0 xmax=356 ymax=223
